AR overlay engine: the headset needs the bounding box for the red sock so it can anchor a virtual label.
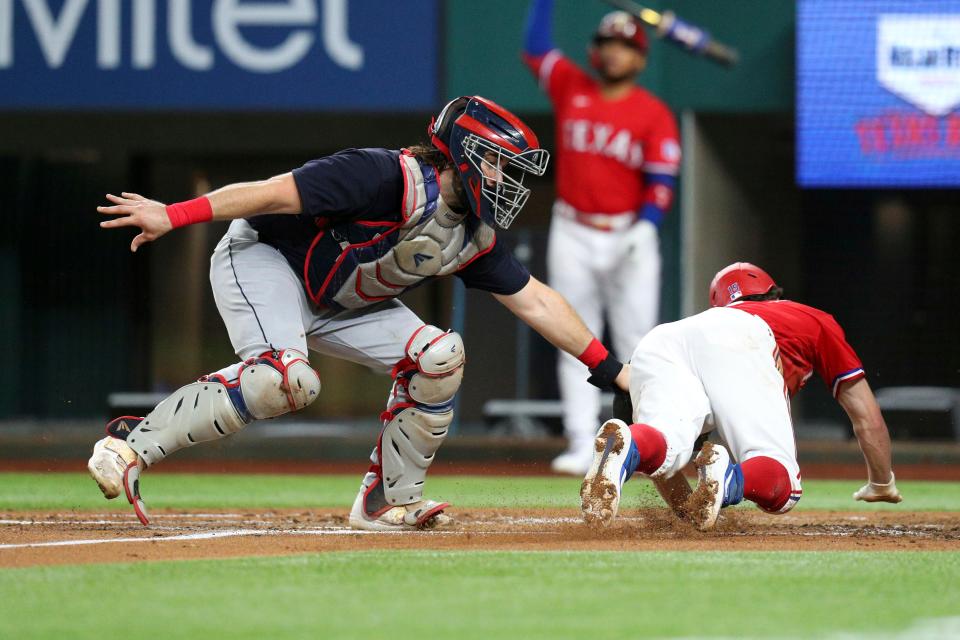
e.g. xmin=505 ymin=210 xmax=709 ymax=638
xmin=628 ymin=423 xmax=667 ymax=475
xmin=741 ymin=456 xmax=791 ymax=512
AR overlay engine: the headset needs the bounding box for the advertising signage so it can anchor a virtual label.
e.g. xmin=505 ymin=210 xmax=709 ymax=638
xmin=798 ymin=0 xmax=960 ymax=187
xmin=0 ymin=0 xmax=438 ymax=110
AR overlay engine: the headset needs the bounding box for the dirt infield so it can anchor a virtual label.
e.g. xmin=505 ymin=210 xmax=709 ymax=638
xmin=2 ymin=507 xmax=958 ymax=568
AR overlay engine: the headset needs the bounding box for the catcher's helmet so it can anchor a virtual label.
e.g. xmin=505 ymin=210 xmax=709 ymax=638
xmin=709 ymin=262 xmax=778 ymax=307
xmin=428 ymin=96 xmax=550 ymax=229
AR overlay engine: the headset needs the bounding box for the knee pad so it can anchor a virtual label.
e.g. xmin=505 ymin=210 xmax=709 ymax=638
xmin=403 ymin=325 xmax=465 ymax=406
xmin=741 ymin=456 xmax=801 ymax=514
xmin=376 ymin=326 xmax=464 ymax=506
xmin=234 ymin=349 xmax=321 ymax=420
xmin=127 ymin=349 xmax=320 ymax=466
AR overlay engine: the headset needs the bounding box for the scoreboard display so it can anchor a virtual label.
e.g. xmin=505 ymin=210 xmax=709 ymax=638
xmin=798 ymin=0 xmax=960 ymax=187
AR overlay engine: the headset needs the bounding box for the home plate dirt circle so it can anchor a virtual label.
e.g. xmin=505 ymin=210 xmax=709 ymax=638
xmin=1 ymin=508 xmax=958 ymax=567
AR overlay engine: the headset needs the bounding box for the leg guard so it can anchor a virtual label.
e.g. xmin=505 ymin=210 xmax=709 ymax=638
xmin=121 ymin=349 xmax=320 ymax=467
xmin=90 ymin=350 xmax=319 ymax=526
xmin=350 ymin=326 xmax=463 ymax=530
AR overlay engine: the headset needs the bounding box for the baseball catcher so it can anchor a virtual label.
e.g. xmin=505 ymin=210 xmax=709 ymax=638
xmin=88 ymin=96 xmax=629 ymax=530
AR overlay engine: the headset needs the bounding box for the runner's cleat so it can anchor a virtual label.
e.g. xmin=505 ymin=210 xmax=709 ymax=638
xmin=690 ymin=442 xmax=743 ymax=531
xmin=580 ymin=419 xmax=640 ymax=526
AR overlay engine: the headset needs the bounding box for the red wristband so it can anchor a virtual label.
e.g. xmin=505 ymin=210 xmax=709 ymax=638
xmin=578 ymin=338 xmax=608 ymax=369
xmin=165 ymin=196 xmax=213 ymax=229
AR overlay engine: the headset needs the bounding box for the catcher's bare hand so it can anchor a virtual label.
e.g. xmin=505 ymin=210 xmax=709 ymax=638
xmin=853 ymin=473 xmax=903 ymax=503
xmin=98 ymin=192 xmax=171 ymax=253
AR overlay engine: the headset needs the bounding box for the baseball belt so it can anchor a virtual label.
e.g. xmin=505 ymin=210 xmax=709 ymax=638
xmin=553 ymin=200 xmax=636 ymax=232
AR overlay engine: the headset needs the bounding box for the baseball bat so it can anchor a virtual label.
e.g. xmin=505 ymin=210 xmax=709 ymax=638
xmin=601 ymin=0 xmax=740 ymax=67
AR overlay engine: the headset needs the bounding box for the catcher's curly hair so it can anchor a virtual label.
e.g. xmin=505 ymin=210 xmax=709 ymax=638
xmin=407 ymin=143 xmax=467 ymax=209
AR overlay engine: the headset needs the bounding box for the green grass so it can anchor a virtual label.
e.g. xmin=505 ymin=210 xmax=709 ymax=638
xmin=1 ymin=551 xmax=959 ymax=640
xmin=2 ymin=473 xmax=959 ymax=639
xmin=1 ymin=472 xmax=959 ymax=512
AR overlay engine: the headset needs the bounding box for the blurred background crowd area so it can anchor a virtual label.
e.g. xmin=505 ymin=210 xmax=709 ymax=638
xmin=1 ymin=0 xmax=958 ymax=443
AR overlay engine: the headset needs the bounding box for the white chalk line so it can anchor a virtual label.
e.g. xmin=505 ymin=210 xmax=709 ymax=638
xmin=0 ymin=521 xmax=560 ymax=550
xmin=0 ymin=513 xmax=251 ymax=525
xmin=0 ymin=528 xmax=381 ymax=549
xmin=1 ymin=513 xmax=953 ymax=550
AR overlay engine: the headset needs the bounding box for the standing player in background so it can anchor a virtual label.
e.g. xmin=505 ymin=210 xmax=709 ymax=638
xmin=523 ymin=0 xmax=681 ymax=474
xmin=581 ymin=263 xmax=903 ymax=530
xmin=87 ymin=96 xmax=629 ymax=531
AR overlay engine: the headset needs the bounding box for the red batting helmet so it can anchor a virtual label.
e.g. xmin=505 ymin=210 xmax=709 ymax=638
xmin=593 ymin=11 xmax=649 ymax=53
xmin=709 ymin=262 xmax=778 ymax=307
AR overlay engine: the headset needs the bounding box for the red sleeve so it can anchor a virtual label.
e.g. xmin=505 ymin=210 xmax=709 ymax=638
xmin=641 ymin=103 xmax=681 ymax=177
xmin=522 ymin=50 xmax=589 ymax=105
xmin=814 ymin=313 xmax=866 ymax=397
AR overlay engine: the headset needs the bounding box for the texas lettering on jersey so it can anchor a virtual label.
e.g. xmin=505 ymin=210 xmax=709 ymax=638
xmin=563 ymin=117 xmax=645 ymax=168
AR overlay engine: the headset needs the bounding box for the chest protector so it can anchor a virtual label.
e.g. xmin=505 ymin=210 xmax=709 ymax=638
xmin=304 ymin=151 xmax=496 ymax=310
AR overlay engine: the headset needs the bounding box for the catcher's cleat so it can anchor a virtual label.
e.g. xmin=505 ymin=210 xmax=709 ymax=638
xmin=348 ymin=470 xmax=451 ymax=532
xmin=88 ymin=416 xmax=150 ymax=526
xmin=105 ymin=415 xmax=143 ymax=441
xmin=690 ymin=442 xmax=743 ymax=531
xmin=580 ymin=419 xmax=639 ymax=526
xmin=87 ymin=416 xmax=142 ymax=499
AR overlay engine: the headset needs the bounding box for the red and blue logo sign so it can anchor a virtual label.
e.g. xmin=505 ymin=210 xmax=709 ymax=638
xmin=798 ymin=0 xmax=960 ymax=187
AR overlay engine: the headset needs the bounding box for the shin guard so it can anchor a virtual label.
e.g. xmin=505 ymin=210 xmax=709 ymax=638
xmin=361 ymin=326 xmax=464 ymax=515
xmin=125 ymin=349 xmax=319 ymax=466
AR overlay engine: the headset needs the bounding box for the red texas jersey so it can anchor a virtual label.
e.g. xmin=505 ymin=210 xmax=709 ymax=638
xmin=524 ymin=50 xmax=680 ymax=214
xmin=731 ymin=300 xmax=866 ymax=398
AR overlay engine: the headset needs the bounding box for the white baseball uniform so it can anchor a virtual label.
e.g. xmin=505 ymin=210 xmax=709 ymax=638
xmin=629 ymin=306 xmax=801 ymax=493
xmin=549 ymin=211 xmax=660 ymax=456
xmin=523 ymin=43 xmax=680 ymax=470
xmin=628 ymin=300 xmax=868 ymax=509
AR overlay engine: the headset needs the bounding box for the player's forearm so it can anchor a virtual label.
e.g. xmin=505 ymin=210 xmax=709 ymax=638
xmin=852 ymin=417 xmax=895 ymax=484
xmin=500 ymin=278 xmax=593 ymax=356
xmin=204 ymin=174 xmax=301 ymax=220
xmin=495 ymin=277 xmax=593 ymax=356
xmin=837 ymin=379 xmax=895 ymax=483
xmin=496 ymin=277 xmax=626 ymax=389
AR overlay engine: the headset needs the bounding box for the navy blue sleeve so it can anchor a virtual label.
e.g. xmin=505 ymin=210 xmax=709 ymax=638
xmin=524 ymin=0 xmax=555 ymax=56
xmin=456 ymin=237 xmax=532 ymax=295
xmin=292 ymin=148 xmax=402 ymax=221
